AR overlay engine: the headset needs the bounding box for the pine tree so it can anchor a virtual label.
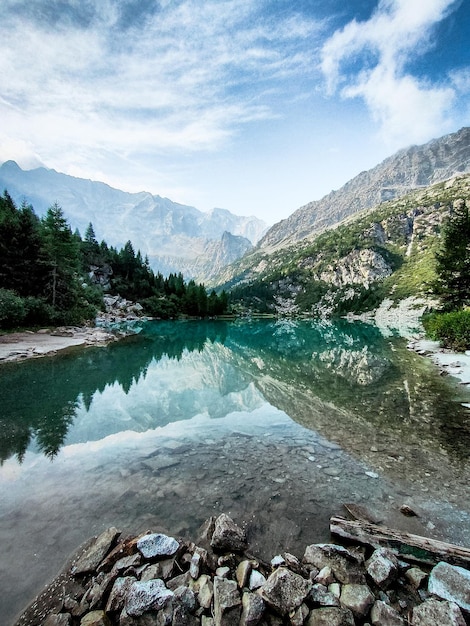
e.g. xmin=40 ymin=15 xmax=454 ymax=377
xmin=40 ymin=203 xmax=81 ymax=309
xmin=434 ymin=200 xmax=470 ymax=311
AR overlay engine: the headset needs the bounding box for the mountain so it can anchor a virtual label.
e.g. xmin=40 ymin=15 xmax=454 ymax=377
xmin=0 ymin=161 xmax=267 ymax=281
xmin=213 ymin=127 xmax=470 ymax=291
xmin=258 ymin=126 xmax=470 ymax=251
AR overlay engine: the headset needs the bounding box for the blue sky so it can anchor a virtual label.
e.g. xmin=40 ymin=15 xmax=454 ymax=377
xmin=0 ymin=0 xmax=469 ymax=224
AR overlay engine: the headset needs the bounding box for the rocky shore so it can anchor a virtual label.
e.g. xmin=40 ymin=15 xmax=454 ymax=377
xmin=15 ymin=514 xmax=470 ymax=626
xmin=0 ymin=327 xmax=120 ymax=364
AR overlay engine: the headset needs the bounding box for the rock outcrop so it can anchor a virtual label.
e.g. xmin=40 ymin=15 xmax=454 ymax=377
xmin=15 ymin=515 xmax=470 ymax=626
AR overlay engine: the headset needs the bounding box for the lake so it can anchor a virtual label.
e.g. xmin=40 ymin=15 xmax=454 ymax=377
xmin=1 ymin=319 xmax=470 ymax=624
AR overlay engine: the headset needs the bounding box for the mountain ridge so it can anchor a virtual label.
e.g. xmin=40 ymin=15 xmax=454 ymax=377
xmin=0 ymin=160 xmax=268 ymax=282
xmin=257 ymin=126 xmax=470 ymax=252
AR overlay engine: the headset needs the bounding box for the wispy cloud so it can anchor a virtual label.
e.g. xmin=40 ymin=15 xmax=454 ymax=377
xmin=0 ymin=0 xmax=320 ymax=172
xmin=320 ymin=0 xmax=464 ymax=147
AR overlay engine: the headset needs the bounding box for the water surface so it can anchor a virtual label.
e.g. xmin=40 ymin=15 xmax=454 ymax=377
xmin=1 ymin=319 xmax=470 ymax=625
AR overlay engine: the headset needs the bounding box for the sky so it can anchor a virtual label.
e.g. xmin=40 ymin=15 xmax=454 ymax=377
xmin=0 ymin=0 xmax=469 ymax=225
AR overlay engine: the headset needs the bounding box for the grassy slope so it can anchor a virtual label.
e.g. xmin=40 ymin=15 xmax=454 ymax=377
xmin=221 ymin=174 xmax=470 ymax=315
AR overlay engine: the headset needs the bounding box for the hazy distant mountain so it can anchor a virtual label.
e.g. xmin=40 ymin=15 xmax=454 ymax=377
xmin=0 ymin=161 xmax=267 ymax=280
xmin=259 ymin=126 xmax=470 ymax=251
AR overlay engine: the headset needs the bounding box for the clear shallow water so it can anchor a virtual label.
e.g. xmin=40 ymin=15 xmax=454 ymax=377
xmin=1 ymin=319 xmax=470 ymax=624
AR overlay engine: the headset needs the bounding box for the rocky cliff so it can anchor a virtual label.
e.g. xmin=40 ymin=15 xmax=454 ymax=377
xmin=222 ymin=173 xmax=470 ymax=317
xmin=0 ymin=161 xmax=267 ymax=281
xmin=258 ymin=127 xmax=470 ymax=251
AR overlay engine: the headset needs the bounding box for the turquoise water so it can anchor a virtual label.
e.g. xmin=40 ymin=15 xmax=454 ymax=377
xmin=1 ymin=319 xmax=470 ymax=624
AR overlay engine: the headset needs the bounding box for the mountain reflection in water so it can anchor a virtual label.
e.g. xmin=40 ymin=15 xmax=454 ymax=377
xmin=1 ymin=319 xmax=470 ymax=626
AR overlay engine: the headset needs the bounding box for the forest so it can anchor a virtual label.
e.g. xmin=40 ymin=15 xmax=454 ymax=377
xmin=0 ymin=190 xmax=228 ymax=329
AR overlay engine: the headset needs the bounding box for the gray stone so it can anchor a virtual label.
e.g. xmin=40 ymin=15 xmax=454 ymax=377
xmin=308 ymin=583 xmax=340 ymax=607
xmin=240 ymin=591 xmax=265 ymax=626
xmin=366 ymin=548 xmax=399 ymax=589
xmin=213 ymin=576 xmax=242 ymax=626
xmin=140 ymin=560 xmax=175 ymax=582
xmin=315 ymin=566 xmax=334 ymax=586
xmin=112 ymin=553 xmax=142 ymax=575
xmin=411 ymin=598 xmax=466 ymax=625
xmin=405 ymin=567 xmax=427 ymax=590
xmin=73 ymin=528 xmax=121 ymax=575
xmin=428 ymin=561 xmax=470 ymax=612
xmin=271 ymin=555 xmax=285 ymax=568
xmin=197 ymin=575 xmax=214 ymax=610
xmin=370 ymin=600 xmax=405 ymax=626
xmin=136 ymin=534 xmax=179 ymax=559
xmin=340 ymin=583 xmax=375 ymax=618
xmin=306 ymin=607 xmax=355 ymax=626
xmin=190 ymin=547 xmax=207 ymax=579
xmin=166 ymin=572 xmax=192 ymax=591
xmin=248 ymin=569 xmax=266 ymax=591
xmin=80 ymin=611 xmax=111 ymax=626
xmin=259 ymin=567 xmax=312 ymax=615
xmin=106 ymin=576 xmax=136 ymax=613
xmin=303 ymin=544 xmax=365 ymax=584
xmin=172 ymin=602 xmax=199 ymax=626
xmin=216 ymin=566 xmax=231 ymax=578
xmin=289 ymin=603 xmax=309 ymax=626
xmin=201 ymin=617 xmax=214 ymax=626
xmin=211 ymin=514 xmax=247 ymax=553
xmin=174 ymin=586 xmax=196 ymax=613
xmin=125 ymin=579 xmax=174 ymax=617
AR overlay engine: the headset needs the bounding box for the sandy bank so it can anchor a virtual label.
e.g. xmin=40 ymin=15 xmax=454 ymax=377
xmin=0 ymin=327 xmax=118 ymax=364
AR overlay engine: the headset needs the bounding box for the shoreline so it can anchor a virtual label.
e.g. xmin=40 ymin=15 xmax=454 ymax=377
xmin=0 ymin=326 xmax=120 ymax=364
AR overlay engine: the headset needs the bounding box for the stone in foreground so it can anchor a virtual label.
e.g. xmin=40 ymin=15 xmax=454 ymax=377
xmin=213 ymin=576 xmax=242 ymax=626
xmin=428 ymin=561 xmax=470 ymax=612
xmin=73 ymin=528 xmax=121 ymax=575
xmin=136 ymin=533 xmax=179 ymax=559
xmin=306 ymin=607 xmax=355 ymax=626
xmin=125 ymin=579 xmax=174 ymax=617
xmin=411 ymin=598 xmax=465 ymax=625
xmin=210 ymin=514 xmax=248 ymax=553
xmin=259 ymin=567 xmax=311 ymax=615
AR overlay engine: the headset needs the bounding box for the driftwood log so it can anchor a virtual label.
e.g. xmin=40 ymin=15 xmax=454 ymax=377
xmin=330 ymin=515 xmax=470 ymax=568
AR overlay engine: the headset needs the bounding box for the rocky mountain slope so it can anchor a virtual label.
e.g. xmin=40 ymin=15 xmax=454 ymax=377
xmin=258 ymin=126 xmax=470 ymax=251
xmin=0 ymin=161 xmax=267 ymax=281
xmin=221 ymin=172 xmax=470 ymax=317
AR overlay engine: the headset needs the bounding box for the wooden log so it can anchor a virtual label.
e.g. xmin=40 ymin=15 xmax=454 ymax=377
xmin=330 ymin=516 xmax=470 ymax=568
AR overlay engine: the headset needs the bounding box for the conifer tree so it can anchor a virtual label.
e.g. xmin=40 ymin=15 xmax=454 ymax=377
xmin=434 ymin=200 xmax=470 ymax=311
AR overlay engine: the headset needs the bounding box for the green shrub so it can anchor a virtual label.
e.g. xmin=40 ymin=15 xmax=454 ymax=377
xmin=423 ymin=310 xmax=470 ymax=351
xmin=0 ymin=288 xmax=26 ymax=328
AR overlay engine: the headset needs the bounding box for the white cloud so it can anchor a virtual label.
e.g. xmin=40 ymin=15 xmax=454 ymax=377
xmin=320 ymin=0 xmax=461 ymax=147
xmin=0 ymin=0 xmax=321 ymax=173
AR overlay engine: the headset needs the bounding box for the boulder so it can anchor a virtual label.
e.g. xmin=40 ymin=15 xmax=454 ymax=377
xmin=80 ymin=611 xmax=111 ymax=626
xmin=73 ymin=528 xmax=121 ymax=575
xmin=106 ymin=576 xmax=135 ymax=613
xmin=306 ymin=607 xmax=355 ymax=626
xmin=370 ymin=600 xmax=405 ymax=626
xmin=428 ymin=561 xmax=470 ymax=612
xmin=136 ymin=533 xmax=179 ymax=559
xmin=411 ymin=598 xmax=466 ymax=625
xmin=340 ymin=583 xmax=375 ymax=618
xmin=307 ymin=583 xmax=340 ymax=607
xmin=248 ymin=570 xmax=266 ymax=591
xmin=366 ymin=548 xmax=399 ymax=589
xmin=303 ymin=544 xmax=365 ymax=584
xmin=213 ymin=576 xmax=242 ymax=626
xmin=240 ymin=591 xmax=265 ymax=626
xmin=211 ymin=514 xmax=247 ymax=553
xmin=259 ymin=567 xmax=312 ymax=615
xmin=125 ymin=579 xmax=174 ymax=617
